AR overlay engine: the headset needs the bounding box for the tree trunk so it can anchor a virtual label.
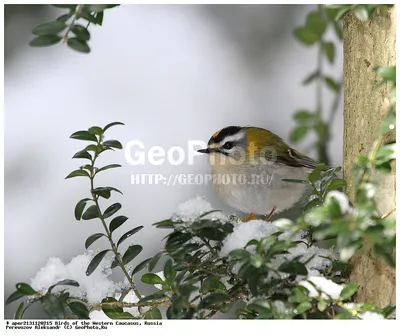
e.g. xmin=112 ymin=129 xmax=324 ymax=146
xmin=343 ymin=6 xmax=396 ymax=307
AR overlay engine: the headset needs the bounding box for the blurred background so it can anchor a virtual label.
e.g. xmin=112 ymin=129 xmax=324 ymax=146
xmin=4 ymin=4 xmax=343 ymax=318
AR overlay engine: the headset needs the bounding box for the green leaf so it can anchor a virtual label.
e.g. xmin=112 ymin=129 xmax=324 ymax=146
xmin=290 ymin=125 xmax=309 ymax=143
xmin=5 ymin=291 xmax=24 ymax=305
xmin=72 ymin=150 xmax=92 ymax=160
xmin=70 ymin=131 xmax=97 ymax=142
xmin=56 ymin=13 xmax=72 ymax=22
xmin=68 ymin=301 xmax=90 ymax=319
xmin=148 ymin=252 xmax=163 ymax=271
xmin=163 ymin=259 xmax=175 ymax=280
xmin=354 ymin=5 xmax=369 ymax=21
xmin=296 ymin=301 xmax=312 ymax=315
xmin=16 ymin=283 xmax=37 ymax=296
xmin=340 ymin=283 xmax=358 ymax=300
xmin=324 ymin=76 xmax=341 ymax=92
xmin=92 ymin=187 xmax=122 ymax=200
xmin=374 ymin=66 xmax=396 ymax=84
xmin=305 ymin=11 xmax=327 ymax=37
xmin=14 ymin=302 xmax=24 ymax=319
xmin=333 ymin=21 xmax=343 ymax=40
xmin=103 ymin=122 xmax=125 ymax=132
xmin=294 ymin=27 xmax=318 ymax=45
xmin=294 ymin=110 xmax=315 ymax=123
xmin=65 ymin=169 xmax=90 ymax=179
xmin=278 ymin=260 xmax=308 ymax=276
xmin=75 ymin=198 xmax=91 ymax=221
xmin=139 ymin=291 xmax=166 ymax=303
xmin=109 ymin=216 xmax=128 ymax=234
xmin=117 ymin=226 xmax=144 ymax=247
xmin=82 ymin=205 xmax=99 ymax=220
xmin=95 ymin=11 xmax=104 ymax=25
xmin=200 ymin=276 xmax=220 ymax=294
xmin=86 ymin=250 xmax=110 ymax=276
xmin=32 ymin=21 xmax=66 ymax=36
xmin=85 ymin=233 xmax=106 ymax=249
xmin=144 ymin=308 xmax=162 ymax=319
xmin=101 ymin=297 xmax=134 ymax=319
xmin=141 ymin=273 xmax=164 ymax=285
xmin=153 ymin=219 xmax=177 ymax=229
xmin=131 ymin=258 xmax=152 ymax=276
xmin=95 ymin=164 xmax=121 ymax=175
xmin=326 ymin=179 xmax=346 ymax=191
xmin=122 ymin=245 xmax=143 ymax=265
xmin=103 ymin=140 xmax=123 ymax=149
xmin=110 ymin=257 xmax=119 ymax=269
xmin=308 ymin=164 xmax=326 ymax=183
xmin=103 ymin=203 xmax=122 ymax=219
xmin=29 ymin=35 xmax=62 ymax=47
xmin=87 ymin=126 xmax=102 ymax=135
xmin=71 ymin=24 xmax=90 ymax=41
xmin=323 ymin=42 xmax=335 ymax=63
xmin=302 ymin=71 xmax=319 ymax=85
xmin=198 ymin=293 xmax=229 ymax=310
xmin=41 ymin=294 xmax=65 ymax=319
xmin=67 ymin=38 xmax=90 ymax=53
xmin=48 ymin=279 xmax=79 ymax=293
xmin=229 ymin=249 xmax=251 ymax=260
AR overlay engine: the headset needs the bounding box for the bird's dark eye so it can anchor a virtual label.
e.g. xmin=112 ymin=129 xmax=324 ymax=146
xmin=223 ymin=142 xmax=233 ymax=150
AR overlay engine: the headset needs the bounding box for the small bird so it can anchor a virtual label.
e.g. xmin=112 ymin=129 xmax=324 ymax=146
xmin=198 ymin=126 xmax=322 ymax=222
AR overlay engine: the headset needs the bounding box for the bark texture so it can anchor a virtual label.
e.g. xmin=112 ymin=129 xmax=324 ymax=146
xmin=343 ymin=7 xmax=396 ymax=307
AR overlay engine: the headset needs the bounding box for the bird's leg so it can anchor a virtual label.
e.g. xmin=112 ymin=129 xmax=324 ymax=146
xmin=265 ymin=206 xmax=277 ymax=222
xmin=242 ymin=213 xmax=256 ymax=222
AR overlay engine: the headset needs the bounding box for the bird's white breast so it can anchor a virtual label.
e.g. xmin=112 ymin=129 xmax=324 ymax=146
xmin=210 ymin=159 xmax=311 ymax=215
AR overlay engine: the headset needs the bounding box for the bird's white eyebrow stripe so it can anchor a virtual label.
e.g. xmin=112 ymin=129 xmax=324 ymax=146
xmin=218 ymin=130 xmax=246 ymax=145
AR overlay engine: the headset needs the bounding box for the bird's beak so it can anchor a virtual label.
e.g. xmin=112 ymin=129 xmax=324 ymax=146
xmin=197 ymin=148 xmax=210 ymax=154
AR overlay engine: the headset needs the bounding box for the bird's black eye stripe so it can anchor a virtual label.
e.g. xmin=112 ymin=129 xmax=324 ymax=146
xmin=223 ymin=142 xmax=233 ymax=150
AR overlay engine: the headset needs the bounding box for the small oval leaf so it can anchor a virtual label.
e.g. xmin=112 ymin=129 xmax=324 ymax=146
xmin=48 ymin=279 xmax=79 ymax=293
xmin=5 ymin=291 xmax=24 ymax=305
xmin=85 ymin=233 xmax=106 ymax=249
xmin=122 ymin=245 xmax=143 ymax=265
xmin=86 ymin=250 xmax=110 ymax=276
xmin=68 ymin=301 xmax=90 ymax=319
xmin=109 ymin=216 xmax=128 ymax=234
xmin=117 ymin=226 xmax=144 ymax=247
xmin=103 ymin=140 xmax=123 ymax=149
xmin=40 ymin=294 xmax=64 ymax=319
xmin=70 ymin=130 xmax=97 ymax=142
xmin=103 ymin=122 xmax=125 ymax=132
xmin=66 ymin=170 xmax=90 ymax=179
xmin=95 ymin=164 xmax=122 ymax=175
xmin=16 ymin=283 xmax=37 ymax=296
xmin=141 ymin=273 xmax=164 ymax=285
xmin=131 ymin=258 xmax=152 ymax=277
xmin=29 ymin=35 xmax=62 ymax=47
xmin=72 ymin=150 xmax=92 ymax=160
xmin=71 ymin=24 xmax=91 ymax=41
xmin=148 ymin=252 xmax=163 ymax=272
xmin=103 ymin=203 xmax=122 ymax=219
xmin=67 ymin=38 xmax=90 ymax=53
xmin=75 ymin=198 xmax=91 ymax=221
xmin=32 ymin=20 xmax=66 ymax=35
xmin=82 ymin=205 xmax=99 ymax=220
